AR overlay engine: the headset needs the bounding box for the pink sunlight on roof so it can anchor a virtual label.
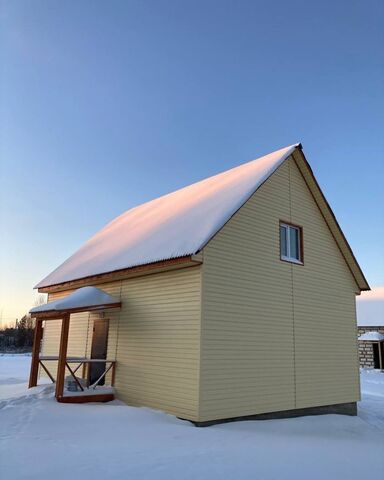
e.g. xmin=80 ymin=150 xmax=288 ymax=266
xmin=35 ymin=144 xmax=299 ymax=288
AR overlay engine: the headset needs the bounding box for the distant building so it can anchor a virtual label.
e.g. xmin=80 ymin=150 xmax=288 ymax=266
xmin=357 ymin=291 xmax=384 ymax=369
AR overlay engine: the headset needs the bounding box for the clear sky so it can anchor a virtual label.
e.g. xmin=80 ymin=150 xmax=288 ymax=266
xmin=1 ymin=0 xmax=383 ymax=325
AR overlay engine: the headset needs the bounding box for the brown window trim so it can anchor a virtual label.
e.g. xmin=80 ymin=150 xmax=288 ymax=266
xmin=279 ymin=220 xmax=304 ymax=265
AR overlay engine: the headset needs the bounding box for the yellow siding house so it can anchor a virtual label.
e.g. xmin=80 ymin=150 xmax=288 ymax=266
xmin=29 ymin=143 xmax=369 ymax=425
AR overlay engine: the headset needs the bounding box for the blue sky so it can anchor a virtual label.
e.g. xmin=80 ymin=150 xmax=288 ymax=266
xmin=1 ymin=0 xmax=383 ymax=323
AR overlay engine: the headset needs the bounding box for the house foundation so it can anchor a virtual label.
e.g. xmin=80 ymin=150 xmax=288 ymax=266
xmin=189 ymin=402 xmax=357 ymax=427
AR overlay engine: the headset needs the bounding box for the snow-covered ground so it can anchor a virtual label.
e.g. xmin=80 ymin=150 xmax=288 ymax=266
xmin=1 ymin=355 xmax=383 ymax=480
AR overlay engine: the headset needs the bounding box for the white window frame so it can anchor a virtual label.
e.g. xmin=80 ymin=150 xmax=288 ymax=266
xmin=280 ymin=222 xmax=303 ymax=264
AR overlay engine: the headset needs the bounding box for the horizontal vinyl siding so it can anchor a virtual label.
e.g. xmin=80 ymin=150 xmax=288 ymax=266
xmin=200 ymin=161 xmax=295 ymax=421
xmin=39 ymin=318 xmax=61 ymax=380
xmin=199 ymin=157 xmax=359 ymax=422
xmin=112 ymin=267 xmax=201 ymax=420
xmin=40 ymin=266 xmax=202 ymax=421
xmin=289 ymin=160 xmax=360 ymax=408
xmin=40 ymin=290 xmax=92 ymax=380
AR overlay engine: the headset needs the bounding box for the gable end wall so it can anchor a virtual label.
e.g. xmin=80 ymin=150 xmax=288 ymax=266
xmin=199 ymin=156 xmax=360 ymax=422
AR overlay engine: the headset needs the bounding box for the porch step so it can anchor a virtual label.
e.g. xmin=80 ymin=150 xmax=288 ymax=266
xmin=57 ymin=393 xmax=115 ymax=404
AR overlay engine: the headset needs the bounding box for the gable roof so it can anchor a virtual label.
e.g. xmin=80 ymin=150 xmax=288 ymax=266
xmin=35 ymin=143 xmax=369 ymax=291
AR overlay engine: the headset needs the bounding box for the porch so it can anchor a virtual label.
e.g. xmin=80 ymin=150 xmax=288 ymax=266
xmin=29 ymin=286 xmax=121 ymax=403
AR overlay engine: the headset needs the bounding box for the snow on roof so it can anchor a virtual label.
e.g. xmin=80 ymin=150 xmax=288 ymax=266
xmin=357 ymin=287 xmax=384 ymax=327
xmin=30 ymin=286 xmax=120 ymax=314
xmin=36 ymin=144 xmax=299 ymax=288
xmin=358 ymin=331 xmax=384 ymax=342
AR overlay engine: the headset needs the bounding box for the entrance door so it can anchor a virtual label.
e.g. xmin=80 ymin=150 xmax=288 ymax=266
xmin=90 ymin=318 xmax=109 ymax=385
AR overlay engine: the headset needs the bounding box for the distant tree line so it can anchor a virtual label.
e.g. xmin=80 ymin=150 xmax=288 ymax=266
xmin=0 ymin=296 xmax=46 ymax=352
xmin=0 ymin=315 xmax=35 ymax=352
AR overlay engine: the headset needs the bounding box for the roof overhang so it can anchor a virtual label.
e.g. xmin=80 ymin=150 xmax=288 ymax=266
xmin=292 ymin=146 xmax=370 ymax=292
xmin=37 ymin=255 xmax=202 ymax=294
xmin=30 ymin=286 xmax=121 ymax=319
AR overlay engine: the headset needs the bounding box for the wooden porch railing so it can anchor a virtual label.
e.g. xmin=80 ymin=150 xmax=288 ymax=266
xmin=38 ymin=356 xmax=116 ymax=392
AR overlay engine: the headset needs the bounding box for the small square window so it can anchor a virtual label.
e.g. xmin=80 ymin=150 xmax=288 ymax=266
xmin=280 ymin=223 xmax=303 ymax=264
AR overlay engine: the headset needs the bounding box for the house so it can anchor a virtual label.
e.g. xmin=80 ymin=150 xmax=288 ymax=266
xmin=29 ymin=143 xmax=369 ymax=425
xmin=357 ymin=290 xmax=384 ymax=369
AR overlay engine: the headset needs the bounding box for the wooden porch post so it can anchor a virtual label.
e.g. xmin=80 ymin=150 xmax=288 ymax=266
xmin=111 ymin=362 xmax=116 ymax=387
xmin=28 ymin=318 xmax=43 ymax=388
xmin=55 ymin=314 xmax=70 ymax=400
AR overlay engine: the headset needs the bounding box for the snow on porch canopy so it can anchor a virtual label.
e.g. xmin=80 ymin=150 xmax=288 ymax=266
xmin=358 ymin=331 xmax=384 ymax=342
xmin=29 ymin=286 xmax=121 ymax=316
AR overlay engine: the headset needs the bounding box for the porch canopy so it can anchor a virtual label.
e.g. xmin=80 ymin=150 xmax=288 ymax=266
xmin=29 ymin=286 xmax=121 ymax=402
xmin=30 ymin=286 xmax=121 ymax=318
xmin=358 ymin=331 xmax=384 ymax=342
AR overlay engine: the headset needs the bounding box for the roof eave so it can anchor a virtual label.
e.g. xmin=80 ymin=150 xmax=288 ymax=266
xmin=36 ymin=255 xmax=202 ymax=293
xmin=31 ymin=302 xmax=122 ymax=319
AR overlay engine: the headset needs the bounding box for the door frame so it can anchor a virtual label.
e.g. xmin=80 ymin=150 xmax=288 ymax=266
xmin=89 ymin=318 xmax=110 ymax=385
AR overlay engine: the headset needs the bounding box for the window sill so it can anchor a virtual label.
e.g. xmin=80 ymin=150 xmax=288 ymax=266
xmin=280 ymin=256 xmax=304 ymax=265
